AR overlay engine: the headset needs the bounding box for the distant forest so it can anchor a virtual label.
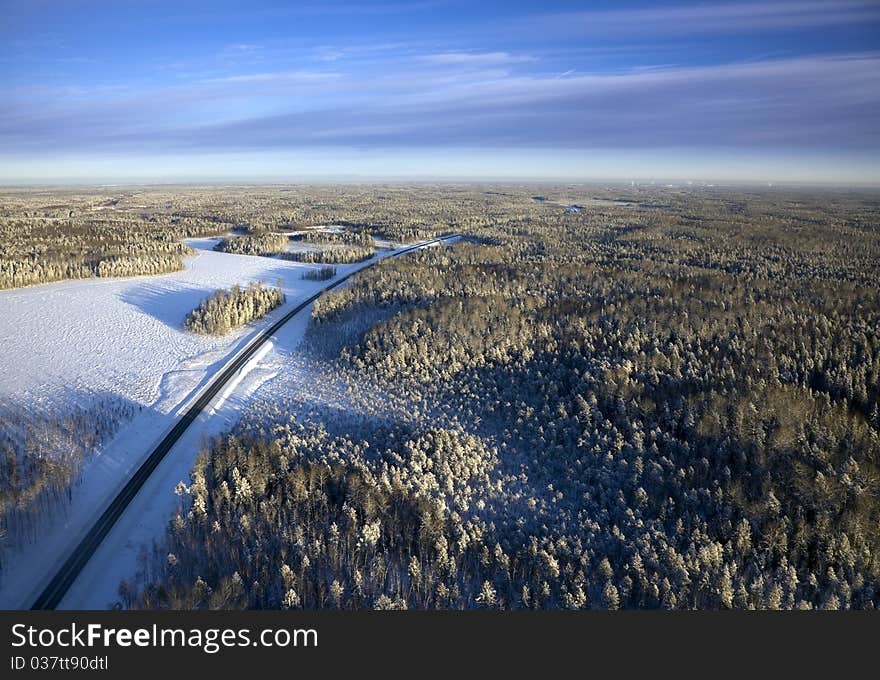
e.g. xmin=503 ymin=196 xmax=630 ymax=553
xmin=0 ymin=184 xmax=460 ymax=289
xmin=115 ymin=186 xmax=880 ymax=610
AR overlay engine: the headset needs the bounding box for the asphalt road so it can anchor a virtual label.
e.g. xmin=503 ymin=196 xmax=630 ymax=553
xmin=30 ymin=234 xmax=457 ymax=610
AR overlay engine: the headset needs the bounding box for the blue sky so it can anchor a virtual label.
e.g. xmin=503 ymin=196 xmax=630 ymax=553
xmin=1 ymin=0 xmax=879 ymax=183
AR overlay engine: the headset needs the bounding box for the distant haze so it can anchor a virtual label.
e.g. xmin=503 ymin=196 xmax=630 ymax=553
xmin=1 ymin=1 xmax=879 ymax=184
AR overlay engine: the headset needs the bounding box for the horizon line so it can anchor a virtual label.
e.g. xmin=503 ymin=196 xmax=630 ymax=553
xmin=2 ymin=177 xmax=880 ymax=190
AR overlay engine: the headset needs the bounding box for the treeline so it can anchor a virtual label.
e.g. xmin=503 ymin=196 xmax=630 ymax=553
xmin=0 ymin=190 xmax=223 ymax=289
xmin=0 ymin=235 xmax=193 ymax=290
xmin=0 ymin=183 xmax=543 ymax=290
xmin=281 ymin=246 xmax=374 ymax=264
xmin=132 ymin=186 xmax=880 ymax=609
xmin=213 ymin=233 xmax=288 ymax=256
xmin=290 ymin=230 xmax=374 ymax=247
xmin=0 ymin=396 xmax=134 ymax=567
xmin=184 ymin=283 xmax=285 ymax=335
xmin=0 ymin=253 xmax=186 ymax=290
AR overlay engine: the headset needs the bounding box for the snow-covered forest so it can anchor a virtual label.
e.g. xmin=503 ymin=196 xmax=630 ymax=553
xmin=184 ymin=283 xmax=285 ymax=336
xmin=0 ymin=396 xmax=134 ymax=561
xmin=118 ymin=185 xmax=880 ymax=610
xmin=213 ymin=233 xmax=288 ymax=257
xmin=280 ymin=245 xmax=375 ymax=264
xmin=2 ymin=184 xmax=878 ymax=609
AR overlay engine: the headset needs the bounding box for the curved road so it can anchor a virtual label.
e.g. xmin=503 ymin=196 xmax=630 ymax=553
xmin=31 ymin=234 xmax=457 ymax=609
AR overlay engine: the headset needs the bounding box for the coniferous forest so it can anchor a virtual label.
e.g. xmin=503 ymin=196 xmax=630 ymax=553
xmin=280 ymin=245 xmax=375 ymax=265
xmin=0 ymin=396 xmax=134 ymax=562
xmin=213 ymin=232 xmax=288 ymax=257
xmin=1 ymin=185 xmax=878 ymax=609
xmin=184 ymin=283 xmax=285 ymax=336
xmin=102 ymin=184 xmax=880 ymax=610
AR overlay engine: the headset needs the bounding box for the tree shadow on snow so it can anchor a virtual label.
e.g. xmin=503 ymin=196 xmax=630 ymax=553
xmin=120 ymin=285 xmax=216 ymax=331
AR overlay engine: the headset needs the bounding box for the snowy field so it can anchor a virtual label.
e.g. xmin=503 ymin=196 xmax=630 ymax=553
xmin=59 ymin=307 xmax=316 ymax=609
xmin=0 ymin=237 xmax=324 ymax=409
xmin=0 ymin=238 xmax=403 ymax=608
xmin=58 ymin=235 xmax=456 ymax=609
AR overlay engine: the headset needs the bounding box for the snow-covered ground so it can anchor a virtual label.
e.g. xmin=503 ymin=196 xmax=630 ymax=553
xmin=0 ymin=237 xmax=321 ymax=409
xmin=58 ymin=303 xmax=317 ymax=609
xmin=0 ymin=237 xmax=407 ymax=609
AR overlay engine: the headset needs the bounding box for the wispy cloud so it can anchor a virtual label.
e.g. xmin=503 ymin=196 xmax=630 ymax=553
xmin=2 ymin=0 xmax=878 ymax=182
xmin=3 ymin=52 xmax=876 ymax=156
xmin=284 ymin=1 xmax=454 ymax=15
xmin=521 ymin=0 xmax=880 ymax=38
xmin=310 ymin=42 xmax=412 ymax=62
xmin=201 ymin=70 xmax=341 ymax=84
xmin=418 ymin=51 xmax=537 ymax=66
xmin=225 ymin=43 xmax=262 ymax=54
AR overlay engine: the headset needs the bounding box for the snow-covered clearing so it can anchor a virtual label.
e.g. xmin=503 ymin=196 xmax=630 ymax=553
xmin=58 ymin=304 xmax=318 ymax=609
xmin=0 ymin=237 xmax=321 ymax=409
xmin=0 ymin=237 xmax=404 ymax=608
